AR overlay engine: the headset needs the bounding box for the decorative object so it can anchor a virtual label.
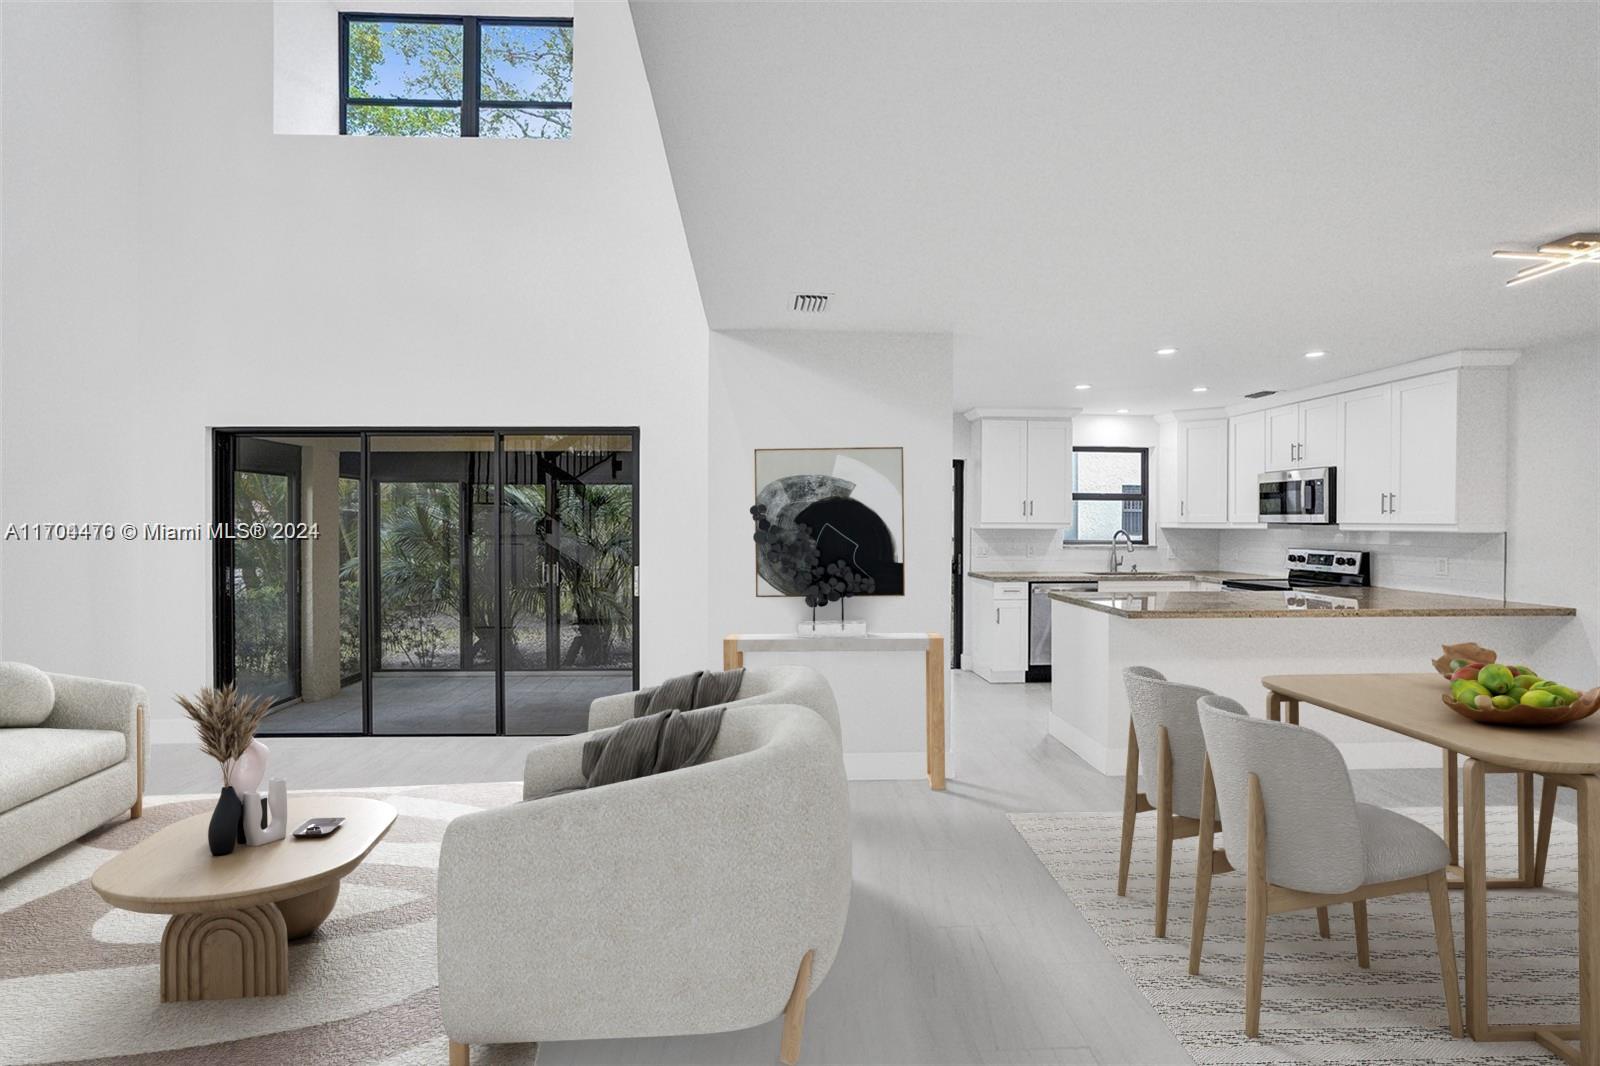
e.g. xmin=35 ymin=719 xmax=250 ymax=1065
xmin=752 ymin=447 xmax=903 ymax=598
xmin=242 ymin=777 xmax=289 ymax=846
xmin=230 ymin=738 xmax=270 ymax=798
xmin=1429 ymin=643 xmax=1600 ymax=727
xmin=175 ymin=684 xmax=273 ymax=856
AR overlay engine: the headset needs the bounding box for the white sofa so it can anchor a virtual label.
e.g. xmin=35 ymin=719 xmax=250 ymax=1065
xmin=0 ymin=667 xmax=146 ymax=879
xmin=437 ymin=669 xmax=850 ymax=1066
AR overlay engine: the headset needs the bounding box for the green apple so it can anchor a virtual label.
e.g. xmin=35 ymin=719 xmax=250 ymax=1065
xmin=1520 ymin=689 xmax=1559 ymax=709
xmin=1477 ymin=664 xmax=1515 ymax=694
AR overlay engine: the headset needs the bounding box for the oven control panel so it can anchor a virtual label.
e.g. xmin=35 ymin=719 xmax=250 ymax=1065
xmin=1284 ymin=549 xmax=1366 ymax=575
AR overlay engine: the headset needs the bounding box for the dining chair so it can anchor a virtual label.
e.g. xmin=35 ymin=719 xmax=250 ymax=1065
xmin=1119 ymin=666 xmax=1243 ymax=938
xmin=1194 ymin=695 xmax=1463 ymax=1039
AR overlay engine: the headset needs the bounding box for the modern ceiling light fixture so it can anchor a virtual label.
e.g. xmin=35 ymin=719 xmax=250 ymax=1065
xmin=1115 ymin=408 xmax=1130 ymax=414
xmin=1074 ymin=383 xmax=1092 ymax=390
xmin=1192 ymin=386 xmax=1208 ymax=393
xmin=1492 ymin=233 xmax=1600 ymax=286
xmin=1156 ymin=347 xmax=1178 ymax=356
xmin=1304 ymin=350 xmax=1327 ymax=359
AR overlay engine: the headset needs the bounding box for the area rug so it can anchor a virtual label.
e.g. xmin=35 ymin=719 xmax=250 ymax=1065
xmin=1010 ymin=806 xmax=1580 ymax=1065
xmin=0 ymin=782 xmax=535 ymax=1066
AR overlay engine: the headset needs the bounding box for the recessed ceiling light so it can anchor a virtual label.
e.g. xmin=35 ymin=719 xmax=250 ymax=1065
xmin=1304 ymin=350 xmax=1327 ymax=359
xmin=1116 ymin=408 xmax=1130 ymax=414
xmin=1074 ymin=383 xmax=1092 ymax=390
xmin=1156 ymin=347 xmax=1178 ymax=356
xmin=1192 ymin=386 xmax=1208 ymax=393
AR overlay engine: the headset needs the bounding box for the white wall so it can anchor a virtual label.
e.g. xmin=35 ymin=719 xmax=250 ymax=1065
xmin=1 ymin=1 xmax=710 ymax=741
xmin=708 ymin=330 xmax=954 ymax=645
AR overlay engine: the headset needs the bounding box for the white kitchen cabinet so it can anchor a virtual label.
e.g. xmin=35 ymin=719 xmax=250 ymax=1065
xmin=1026 ymin=419 xmax=1072 ymax=525
xmin=970 ymin=415 xmax=1073 ymax=527
xmin=1266 ymin=397 xmax=1337 ymax=468
xmin=1336 ymin=384 xmax=1393 ymax=525
xmin=977 ymin=419 xmax=1028 ymax=524
xmin=1228 ymin=410 xmax=1266 ymax=524
xmin=1336 ymin=371 xmax=1461 ymax=527
xmin=1179 ymin=419 xmax=1229 ymax=524
xmin=968 ymin=578 xmax=1029 ymax=683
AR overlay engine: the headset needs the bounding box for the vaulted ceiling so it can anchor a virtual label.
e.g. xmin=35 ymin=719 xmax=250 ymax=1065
xmin=630 ymin=0 xmax=1599 ymax=413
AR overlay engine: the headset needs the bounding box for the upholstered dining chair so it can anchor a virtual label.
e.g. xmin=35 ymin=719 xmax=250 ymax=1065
xmin=1119 ymin=666 xmax=1245 ymax=939
xmin=1194 ymin=695 xmax=1463 ymax=1039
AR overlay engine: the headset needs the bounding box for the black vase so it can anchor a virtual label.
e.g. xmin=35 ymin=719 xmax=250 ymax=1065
xmin=208 ymin=787 xmax=244 ymax=857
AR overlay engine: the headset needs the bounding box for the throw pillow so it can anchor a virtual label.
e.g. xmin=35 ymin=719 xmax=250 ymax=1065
xmin=0 ymin=662 xmax=55 ymax=727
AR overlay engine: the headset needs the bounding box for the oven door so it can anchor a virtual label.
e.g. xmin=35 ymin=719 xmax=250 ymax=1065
xmin=1258 ymin=468 xmax=1335 ymax=524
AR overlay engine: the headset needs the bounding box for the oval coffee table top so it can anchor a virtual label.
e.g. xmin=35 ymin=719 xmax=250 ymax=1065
xmin=91 ymin=795 xmax=397 ymax=915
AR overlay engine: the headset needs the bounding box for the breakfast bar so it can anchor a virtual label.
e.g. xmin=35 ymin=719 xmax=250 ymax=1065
xmin=1049 ymin=587 xmax=1583 ymax=772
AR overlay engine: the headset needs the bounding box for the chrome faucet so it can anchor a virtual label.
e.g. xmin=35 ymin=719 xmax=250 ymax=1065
xmin=1110 ymin=529 xmax=1135 ymax=573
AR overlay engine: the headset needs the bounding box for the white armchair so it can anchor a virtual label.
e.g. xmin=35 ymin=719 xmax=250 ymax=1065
xmin=437 ymin=702 xmax=851 ymax=1065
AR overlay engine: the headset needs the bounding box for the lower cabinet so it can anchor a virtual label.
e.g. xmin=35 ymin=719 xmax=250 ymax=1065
xmin=968 ymin=580 xmax=1030 ymax=683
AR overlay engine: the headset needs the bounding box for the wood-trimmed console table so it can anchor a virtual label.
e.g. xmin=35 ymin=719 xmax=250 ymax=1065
xmin=723 ymin=632 xmax=947 ymax=790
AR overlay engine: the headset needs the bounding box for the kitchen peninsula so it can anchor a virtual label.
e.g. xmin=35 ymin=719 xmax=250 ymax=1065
xmin=1049 ymin=585 xmax=1583 ymax=772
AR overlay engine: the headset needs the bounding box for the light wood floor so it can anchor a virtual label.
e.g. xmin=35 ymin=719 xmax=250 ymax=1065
xmin=146 ymin=672 xmax=1568 ymax=1065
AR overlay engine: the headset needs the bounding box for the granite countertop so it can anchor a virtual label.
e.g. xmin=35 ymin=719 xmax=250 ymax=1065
xmin=1047 ymin=587 xmax=1577 ymax=619
xmin=967 ymin=569 xmax=1274 ymax=583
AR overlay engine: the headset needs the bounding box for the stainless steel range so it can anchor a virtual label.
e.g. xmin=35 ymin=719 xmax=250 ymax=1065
xmin=1221 ymin=549 xmax=1370 ymax=592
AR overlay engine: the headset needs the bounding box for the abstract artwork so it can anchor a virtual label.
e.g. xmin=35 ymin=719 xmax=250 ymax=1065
xmin=753 ymin=447 xmax=904 ymax=597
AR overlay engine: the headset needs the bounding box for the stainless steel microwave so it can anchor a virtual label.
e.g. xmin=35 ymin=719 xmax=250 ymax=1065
xmin=1258 ymin=467 xmax=1336 ymax=524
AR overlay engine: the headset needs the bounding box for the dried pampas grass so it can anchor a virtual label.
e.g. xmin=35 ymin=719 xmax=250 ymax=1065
xmin=175 ymin=685 xmax=274 ymax=785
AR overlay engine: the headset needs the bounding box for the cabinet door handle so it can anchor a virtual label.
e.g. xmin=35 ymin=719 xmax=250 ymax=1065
xmin=1180 ymin=500 xmax=1185 ymax=517
xmin=1388 ymin=492 xmax=1396 ymax=514
xmin=1380 ymin=492 xmax=1388 ymax=514
xmin=996 ymin=608 xmax=1000 ymax=624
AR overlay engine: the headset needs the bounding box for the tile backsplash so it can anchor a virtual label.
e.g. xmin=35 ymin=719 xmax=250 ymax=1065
xmin=969 ymin=524 xmax=1510 ymax=598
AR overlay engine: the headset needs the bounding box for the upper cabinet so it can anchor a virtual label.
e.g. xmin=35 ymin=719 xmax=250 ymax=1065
xmin=1228 ymin=410 xmax=1265 ymax=524
xmin=1159 ymin=415 xmax=1229 ymax=526
xmin=968 ymin=412 xmax=1076 ymax=527
xmin=1264 ymin=396 xmax=1337 ymax=468
xmin=1157 ymin=352 xmax=1514 ymax=535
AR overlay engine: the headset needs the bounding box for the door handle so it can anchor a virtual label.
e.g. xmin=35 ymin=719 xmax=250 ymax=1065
xmin=1380 ymin=493 xmax=1388 ymax=514
xmin=1388 ymin=492 xmax=1396 ymax=515
xmin=1180 ymin=500 xmax=1185 ymax=517
xmin=996 ymin=608 xmax=1000 ymax=624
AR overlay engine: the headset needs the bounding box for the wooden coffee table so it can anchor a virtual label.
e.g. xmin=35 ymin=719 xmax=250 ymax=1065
xmin=91 ymin=795 xmax=396 ymax=1001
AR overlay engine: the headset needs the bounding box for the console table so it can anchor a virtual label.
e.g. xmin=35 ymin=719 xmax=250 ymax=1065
xmin=723 ymin=632 xmax=947 ymax=790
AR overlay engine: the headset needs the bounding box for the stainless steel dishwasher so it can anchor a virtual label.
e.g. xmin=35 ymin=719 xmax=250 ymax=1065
xmin=1028 ymin=581 xmax=1097 ymax=681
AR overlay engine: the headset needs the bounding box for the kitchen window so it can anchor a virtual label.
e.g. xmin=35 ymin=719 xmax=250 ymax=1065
xmin=1065 ymin=446 xmax=1149 ymax=544
xmin=340 ymin=14 xmax=573 ymax=138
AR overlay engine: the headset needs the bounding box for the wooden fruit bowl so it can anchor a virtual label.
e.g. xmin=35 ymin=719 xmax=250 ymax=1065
xmin=1430 ymin=641 xmax=1600 ymax=728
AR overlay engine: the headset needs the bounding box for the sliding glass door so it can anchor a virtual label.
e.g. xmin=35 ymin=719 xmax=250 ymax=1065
xmin=215 ymin=428 xmax=638 ymax=736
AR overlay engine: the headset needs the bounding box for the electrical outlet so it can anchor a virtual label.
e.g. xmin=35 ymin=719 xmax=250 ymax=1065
xmin=1434 ymin=557 xmax=1450 ymax=576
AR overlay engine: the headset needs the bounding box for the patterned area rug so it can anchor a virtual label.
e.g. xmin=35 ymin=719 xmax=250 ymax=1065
xmin=1009 ymin=806 xmax=1580 ymax=1065
xmin=0 ymin=782 xmax=535 ymax=1066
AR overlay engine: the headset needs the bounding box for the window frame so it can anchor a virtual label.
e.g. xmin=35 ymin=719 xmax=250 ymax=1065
xmin=338 ymin=12 xmax=573 ymax=138
xmin=1066 ymin=445 xmax=1150 ymax=545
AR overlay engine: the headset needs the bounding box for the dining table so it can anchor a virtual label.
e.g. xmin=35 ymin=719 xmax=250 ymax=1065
xmin=1262 ymin=672 xmax=1600 ymax=1066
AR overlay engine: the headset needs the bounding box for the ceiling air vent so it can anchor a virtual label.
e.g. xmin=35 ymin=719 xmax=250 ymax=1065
xmin=792 ymin=293 xmax=830 ymax=313
xmin=1243 ymin=389 xmax=1278 ymax=400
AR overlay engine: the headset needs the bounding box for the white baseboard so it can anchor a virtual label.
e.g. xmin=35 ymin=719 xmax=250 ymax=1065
xmin=1048 ymin=713 xmax=1116 ymax=775
xmin=844 ymin=751 xmax=941 ymax=781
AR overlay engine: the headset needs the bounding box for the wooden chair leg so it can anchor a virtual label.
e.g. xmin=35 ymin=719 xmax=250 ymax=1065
xmin=1244 ymin=773 xmax=1268 ymax=1038
xmin=1154 ymin=727 xmax=1174 ymax=938
xmin=1352 ymin=900 xmax=1370 ymax=968
xmin=448 ymin=1041 xmax=469 ymax=1066
xmin=1316 ymin=906 xmax=1331 ymax=939
xmin=1426 ymin=869 xmax=1465 ymax=1038
xmin=1117 ymin=720 xmax=1139 ymax=897
xmin=1534 ymin=776 xmax=1559 ymax=889
xmin=1190 ymin=756 xmax=1217 ymax=975
xmin=131 ymin=703 xmax=145 ymax=819
xmin=779 ymin=949 xmax=815 ymax=1066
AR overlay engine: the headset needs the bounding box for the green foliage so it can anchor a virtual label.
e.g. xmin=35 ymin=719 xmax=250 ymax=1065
xmin=346 ymin=20 xmax=572 ymax=139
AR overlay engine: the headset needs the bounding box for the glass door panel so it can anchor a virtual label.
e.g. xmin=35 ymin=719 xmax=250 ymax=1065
xmin=369 ymin=434 xmax=497 ymax=735
xmin=234 ymin=434 xmax=364 ymax=735
xmin=502 ymin=434 xmax=635 ymax=735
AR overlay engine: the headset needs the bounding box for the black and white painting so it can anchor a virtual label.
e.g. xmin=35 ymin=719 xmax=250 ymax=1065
xmin=754 ymin=447 xmax=904 ymax=597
